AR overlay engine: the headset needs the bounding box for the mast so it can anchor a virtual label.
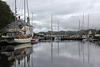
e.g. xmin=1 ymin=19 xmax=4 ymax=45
xmin=15 ymin=0 xmax=17 ymax=31
xmin=32 ymin=12 xmax=33 ymax=25
xmin=26 ymin=0 xmax=29 ymax=17
xmin=32 ymin=12 xmax=34 ymax=36
xmin=24 ymin=0 xmax=26 ymax=26
xmin=82 ymin=13 xmax=84 ymax=30
xmin=82 ymin=13 xmax=84 ymax=36
xmin=88 ymin=14 xmax=89 ymax=30
xmin=51 ymin=14 xmax=53 ymax=41
xmin=78 ymin=20 xmax=80 ymax=35
xmin=26 ymin=0 xmax=30 ymax=25
xmin=58 ymin=20 xmax=59 ymax=32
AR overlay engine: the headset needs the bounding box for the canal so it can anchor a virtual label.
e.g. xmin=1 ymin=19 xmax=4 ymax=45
xmin=0 ymin=41 xmax=100 ymax=67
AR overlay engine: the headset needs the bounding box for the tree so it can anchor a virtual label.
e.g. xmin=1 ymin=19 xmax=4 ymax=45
xmin=96 ymin=30 xmax=100 ymax=34
xmin=0 ymin=0 xmax=15 ymax=29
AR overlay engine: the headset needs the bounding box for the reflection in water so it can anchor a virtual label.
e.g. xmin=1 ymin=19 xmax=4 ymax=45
xmin=51 ymin=40 xmax=60 ymax=63
xmin=24 ymin=57 xmax=26 ymax=67
xmin=51 ymin=40 xmax=53 ymax=63
xmin=1 ymin=41 xmax=100 ymax=67
xmin=50 ymin=41 xmax=92 ymax=66
xmin=0 ymin=44 xmax=33 ymax=67
xmin=57 ymin=41 xmax=59 ymax=56
xmin=0 ymin=51 xmax=14 ymax=67
xmin=77 ymin=41 xmax=90 ymax=64
xmin=87 ymin=42 xmax=90 ymax=63
xmin=77 ymin=41 xmax=91 ymax=64
xmin=78 ymin=41 xmax=81 ymax=57
xmin=31 ymin=45 xmax=34 ymax=67
xmin=82 ymin=41 xmax=85 ymax=63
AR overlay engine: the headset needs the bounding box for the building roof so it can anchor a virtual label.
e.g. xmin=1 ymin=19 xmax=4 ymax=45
xmin=0 ymin=19 xmax=33 ymax=33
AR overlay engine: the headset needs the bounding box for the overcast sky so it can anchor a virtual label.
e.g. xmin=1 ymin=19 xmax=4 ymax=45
xmin=2 ymin=0 xmax=100 ymax=32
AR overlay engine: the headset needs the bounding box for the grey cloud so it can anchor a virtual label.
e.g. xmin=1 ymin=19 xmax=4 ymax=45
xmin=3 ymin=0 xmax=100 ymax=32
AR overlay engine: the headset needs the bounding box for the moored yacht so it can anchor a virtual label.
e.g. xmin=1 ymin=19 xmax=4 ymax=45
xmin=0 ymin=0 xmax=34 ymax=44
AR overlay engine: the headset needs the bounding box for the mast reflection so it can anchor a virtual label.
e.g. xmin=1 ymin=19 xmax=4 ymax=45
xmin=78 ymin=41 xmax=90 ymax=64
xmin=51 ymin=40 xmax=53 ymax=63
xmin=87 ymin=42 xmax=90 ymax=63
xmin=57 ymin=41 xmax=59 ymax=56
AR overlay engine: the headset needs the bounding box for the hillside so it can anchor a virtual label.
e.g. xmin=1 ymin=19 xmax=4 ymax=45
xmin=37 ymin=29 xmax=96 ymax=35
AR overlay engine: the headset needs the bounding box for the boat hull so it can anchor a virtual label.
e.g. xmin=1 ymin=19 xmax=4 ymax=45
xmin=31 ymin=39 xmax=39 ymax=44
xmin=14 ymin=38 xmax=32 ymax=44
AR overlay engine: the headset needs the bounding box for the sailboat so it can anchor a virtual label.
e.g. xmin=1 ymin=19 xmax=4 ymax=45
xmin=0 ymin=0 xmax=33 ymax=44
xmin=13 ymin=0 xmax=33 ymax=44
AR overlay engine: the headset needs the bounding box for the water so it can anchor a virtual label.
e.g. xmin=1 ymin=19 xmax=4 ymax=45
xmin=0 ymin=41 xmax=100 ymax=67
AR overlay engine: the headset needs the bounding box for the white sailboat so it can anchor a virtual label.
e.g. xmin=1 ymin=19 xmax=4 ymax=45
xmin=1 ymin=0 xmax=33 ymax=44
xmin=13 ymin=0 xmax=33 ymax=44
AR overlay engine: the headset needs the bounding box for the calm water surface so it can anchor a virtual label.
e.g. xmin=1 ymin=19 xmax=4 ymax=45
xmin=0 ymin=41 xmax=100 ymax=67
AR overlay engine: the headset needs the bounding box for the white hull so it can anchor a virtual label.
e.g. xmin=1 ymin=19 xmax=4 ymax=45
xmin=14 ymin=38 xmax=32 ymax=44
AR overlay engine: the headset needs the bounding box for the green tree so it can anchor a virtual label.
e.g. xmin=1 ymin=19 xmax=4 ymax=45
xmin=0 ymin=0 xmax=15 ymax=29
xmin=96 ymin=30 xmax=100 ymax=34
